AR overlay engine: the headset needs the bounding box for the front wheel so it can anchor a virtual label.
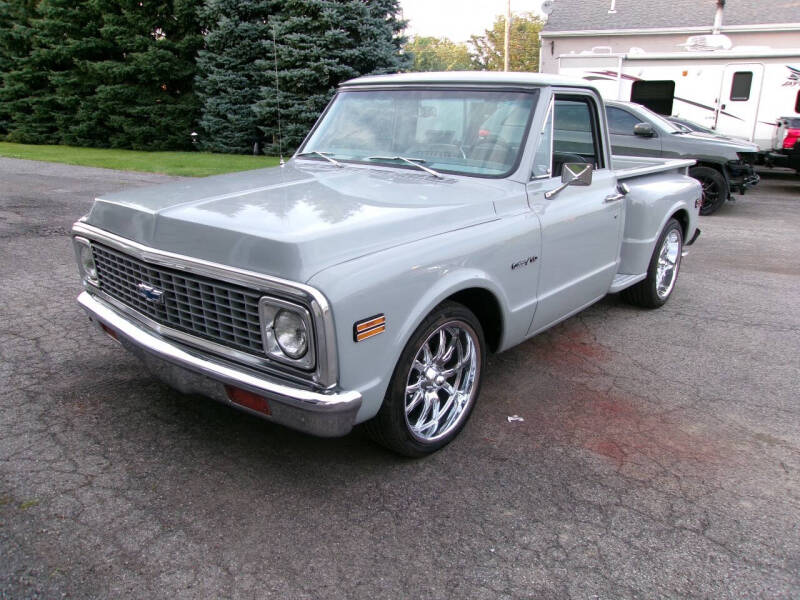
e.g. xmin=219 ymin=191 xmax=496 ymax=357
xmin=621 ymin=219 xmax=683 ymax=309
xmin=363 ymin=301 xmax=485 ymax=457
xmin=689 ymin=166 xmax=728 ymax=216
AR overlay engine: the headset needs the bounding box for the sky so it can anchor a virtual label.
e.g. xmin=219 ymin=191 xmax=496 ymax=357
xmin=399 ymin=0 xmax=545 ymax=43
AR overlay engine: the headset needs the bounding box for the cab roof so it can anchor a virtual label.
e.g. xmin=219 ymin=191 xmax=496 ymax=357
xmin=340 ymin=71 xmax=599 ymax=91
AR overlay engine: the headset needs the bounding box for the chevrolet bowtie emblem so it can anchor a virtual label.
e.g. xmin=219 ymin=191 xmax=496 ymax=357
xmin=137 ymin=282 xmax=165 ymax=304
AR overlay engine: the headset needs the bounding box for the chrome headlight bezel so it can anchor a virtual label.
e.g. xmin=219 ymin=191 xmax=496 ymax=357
xmin=73 ymin=236 xmax=99 ymax=287
xmin=258 ymin=296 xmax=316 ymax=370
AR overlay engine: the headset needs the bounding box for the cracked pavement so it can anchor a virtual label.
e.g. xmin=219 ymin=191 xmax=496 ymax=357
xmin=1 ymin=157 xmax=799 ymax=599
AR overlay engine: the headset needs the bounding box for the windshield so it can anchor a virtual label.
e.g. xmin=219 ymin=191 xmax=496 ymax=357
xmin=670 ymin=120 xmax=693 ymax=133
xmin=299 ymin=88 xmax=539 ymax=177
xmin=632 ymin=104 xmax=682 ymax=133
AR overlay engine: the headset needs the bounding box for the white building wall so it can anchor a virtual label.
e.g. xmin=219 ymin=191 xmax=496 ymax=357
xmin=540 ymin=30 xmax=800 ymax=73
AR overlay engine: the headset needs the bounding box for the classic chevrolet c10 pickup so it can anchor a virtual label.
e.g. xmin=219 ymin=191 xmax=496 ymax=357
xmin=73 ymin=72 xmax=701 ymax=456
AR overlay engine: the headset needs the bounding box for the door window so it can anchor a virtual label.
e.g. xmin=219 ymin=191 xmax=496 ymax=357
xmin=730 ymin=72 xmax=753 ymax=101
xmin=552 ymin=96 xmax=603 ymax=176
xmin=606 ymin=106 xmax=642 ymax=135
xmin=531 ymin=103 xmax=553 ymax=179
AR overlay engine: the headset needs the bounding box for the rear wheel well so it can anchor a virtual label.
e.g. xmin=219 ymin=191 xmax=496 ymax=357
xmin=670 ymin=208 xmax=690 ymax=240
xmin=446 ymin=288 xmax=502 ymax=353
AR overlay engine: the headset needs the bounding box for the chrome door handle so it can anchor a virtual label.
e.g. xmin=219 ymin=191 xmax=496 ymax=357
xmin=604 ymin=182 xmax=629 ymax=203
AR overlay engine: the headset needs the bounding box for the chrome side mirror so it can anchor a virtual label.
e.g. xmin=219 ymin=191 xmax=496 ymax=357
xmin=545 ymin=163 xmax=593 ymax=199
xmin=633 ymin=122 xmax=656 ymax=137
xmin=561 ymin=162 xmax=593 ymax=185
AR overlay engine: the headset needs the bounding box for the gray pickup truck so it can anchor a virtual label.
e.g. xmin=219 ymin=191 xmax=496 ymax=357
xmin=72 ymin=73 xmax=701 ymax=456
xmin=605 ymin=100 xmax=760 ymax=215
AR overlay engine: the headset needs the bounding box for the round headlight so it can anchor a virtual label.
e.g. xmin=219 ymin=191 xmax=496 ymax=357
xmin=79 ymin=244 xmax=98 ymax=281
xmin=273 ymin=309 xmax=308 ymax=359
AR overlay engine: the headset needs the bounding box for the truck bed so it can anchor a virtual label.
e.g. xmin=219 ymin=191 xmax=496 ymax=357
xmin=612 ymin=155 xmax=695 ymax=179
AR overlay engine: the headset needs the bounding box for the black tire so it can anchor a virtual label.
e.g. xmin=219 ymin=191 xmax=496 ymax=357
xmin=689 ymin=166 xmax=728 ymax=216
xmin=621 ymin=218 xmax=683 ymax=309
xmin=363 ymin=301 xmax=486 ymax=457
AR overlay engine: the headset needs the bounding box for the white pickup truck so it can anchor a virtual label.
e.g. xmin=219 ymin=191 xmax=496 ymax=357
xmin=73 ymin=72 xmax=702 ymax=456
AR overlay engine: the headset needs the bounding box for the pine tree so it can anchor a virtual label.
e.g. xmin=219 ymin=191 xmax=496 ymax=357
xmin=1 ymin=1 xmax=110 ymax=144
xmin=74 ymin=0 xmax=203 ymax=150
xmin=0 ymin=0 xmax=37 ymax=135
xmin=194 ymin=0 xmax=279 ymax=154
xmin=255 ymin=0 xmax=407 ymax=155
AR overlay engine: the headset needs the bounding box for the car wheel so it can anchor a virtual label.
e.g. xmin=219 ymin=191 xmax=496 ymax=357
xmin=689 ymin=166 xmax=728 ymax=216
xmin=364 ymin=301 xmax=485 ymax=457
xmin=621 ymin=218 xmax=683 ymax=309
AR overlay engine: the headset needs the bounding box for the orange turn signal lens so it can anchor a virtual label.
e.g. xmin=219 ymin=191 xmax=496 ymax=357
xmin=353 ymin=314 xmax=386 ymax=342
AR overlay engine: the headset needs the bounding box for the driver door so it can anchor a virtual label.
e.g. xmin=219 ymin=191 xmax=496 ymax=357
xmin=527 ymin=94 xmax=624 ymax=335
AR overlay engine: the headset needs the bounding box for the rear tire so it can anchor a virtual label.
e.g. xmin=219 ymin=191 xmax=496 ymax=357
xmin=622 ymin=219 xmax=683 ymax=309
xmin=363 ymin=301 xmax=485 ymax=457
xmin=690 ymin=166 xmax=728 ymax=216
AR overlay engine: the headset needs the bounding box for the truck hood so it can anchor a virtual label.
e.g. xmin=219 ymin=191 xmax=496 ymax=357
xmin=85 ymin=161 xmax=503 ymax=283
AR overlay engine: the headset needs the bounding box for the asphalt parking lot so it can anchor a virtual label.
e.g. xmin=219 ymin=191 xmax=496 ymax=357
xmin=1 ymin=157 xmax=799 ymax=599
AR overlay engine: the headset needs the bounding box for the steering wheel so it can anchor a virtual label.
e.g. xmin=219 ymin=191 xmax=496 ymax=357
xmin=471 ymin=138 xmax=515 ymax=162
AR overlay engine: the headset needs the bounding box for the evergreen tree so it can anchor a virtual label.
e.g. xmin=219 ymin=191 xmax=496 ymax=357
xmin=255 ymin=0 xmax=407 ymax=155
xmin=40 ymin=0 xmax=110 ymax=145
xmin=0 ymin=0 xmax=48 ymax=142
xmin=2 ymin=0 xmax=110 ymax=144
xmin=0 ymin=0 xmax=37 ymax=135
xmin=73 ymin=0 xmax=203 ymax=150
xmin=194 ymin=0 xmax=278 ymax=154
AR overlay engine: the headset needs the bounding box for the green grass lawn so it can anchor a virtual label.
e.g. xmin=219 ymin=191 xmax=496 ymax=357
xmin=0 ymin=142 xmax=281 ymax=177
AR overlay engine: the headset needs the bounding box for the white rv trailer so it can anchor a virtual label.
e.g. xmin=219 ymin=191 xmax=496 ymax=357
xmin=553 ymin=46 xmax=800 ymax=152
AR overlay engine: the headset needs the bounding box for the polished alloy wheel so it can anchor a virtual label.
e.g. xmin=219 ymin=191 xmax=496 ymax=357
xmin=404 ymin=322 xmax=479 ymax=442
xmin=656 ymin=229 xmax=681 ymax=299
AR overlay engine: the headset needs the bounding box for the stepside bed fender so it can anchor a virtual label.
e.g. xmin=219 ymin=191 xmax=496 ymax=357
xmin=617 ymin=171 xmax=700 ymax=276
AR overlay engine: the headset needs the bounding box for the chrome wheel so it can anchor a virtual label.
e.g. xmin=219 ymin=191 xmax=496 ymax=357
xmin=404 ymin=321 xmax=480 ymax=442
xmin=656 ymin=228 xmax=681 ymax=299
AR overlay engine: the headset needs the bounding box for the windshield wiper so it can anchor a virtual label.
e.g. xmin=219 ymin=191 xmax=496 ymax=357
xmin=295 ymin=150 xmax=343 ymax=167
xmin=366 ymin=155 xmax=444 ymax=179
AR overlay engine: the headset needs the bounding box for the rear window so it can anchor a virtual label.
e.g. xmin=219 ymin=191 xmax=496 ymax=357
xmin=730 ymin=72 xmax=753 ymax=101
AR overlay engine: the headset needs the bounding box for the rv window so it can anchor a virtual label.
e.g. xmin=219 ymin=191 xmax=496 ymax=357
xmin=730 ymin=72 xmax=753 ymax=101
xmin=630 ymin=80 xmax=675 ymax=115
xmin=606 ymin=107 xmax=642 ymax=135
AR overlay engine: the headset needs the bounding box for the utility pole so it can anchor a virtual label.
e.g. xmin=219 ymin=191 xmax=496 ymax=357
xmin=504 ymin=0 xmax=511 ymax=71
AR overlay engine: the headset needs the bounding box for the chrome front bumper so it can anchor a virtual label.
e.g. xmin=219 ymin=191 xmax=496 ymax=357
xmin=78 ymin=291 xmax=362 ymax=437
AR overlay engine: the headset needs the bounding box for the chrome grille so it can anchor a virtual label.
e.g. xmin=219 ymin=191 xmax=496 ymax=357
xmin=92 ymin=243 xmax=264 ymax=355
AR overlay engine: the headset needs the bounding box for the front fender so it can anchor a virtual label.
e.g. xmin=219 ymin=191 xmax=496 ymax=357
xmin=308 ymin=215 xmax=541 ymax=422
